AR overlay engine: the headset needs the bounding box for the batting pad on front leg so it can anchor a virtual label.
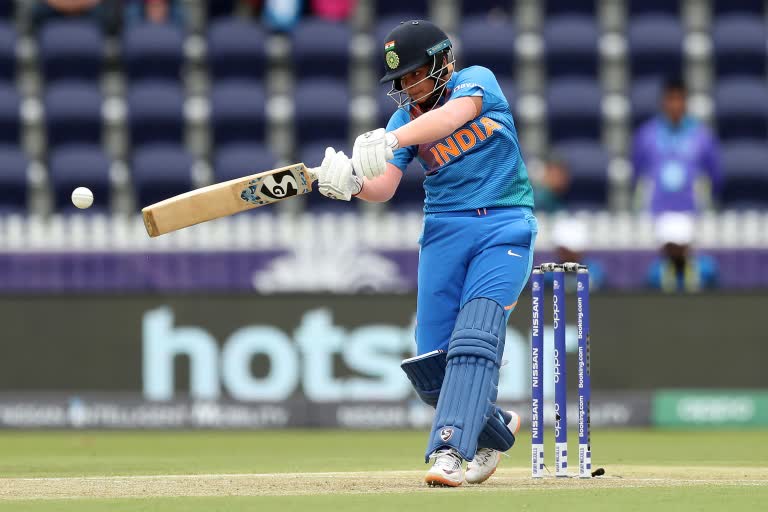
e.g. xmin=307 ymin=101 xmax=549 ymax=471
xmin=425 ymin=298 xmax=506 ymax=461
xmin=402 ymin=350 xmax=515 ymax=451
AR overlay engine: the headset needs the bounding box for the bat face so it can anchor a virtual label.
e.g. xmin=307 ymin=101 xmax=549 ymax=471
xmin=240 ymin=167 xmax=310 ymax=205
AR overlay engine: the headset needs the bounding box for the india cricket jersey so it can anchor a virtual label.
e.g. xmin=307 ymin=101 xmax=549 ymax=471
xmin=386 ymin=66 xmax=535 ymax=213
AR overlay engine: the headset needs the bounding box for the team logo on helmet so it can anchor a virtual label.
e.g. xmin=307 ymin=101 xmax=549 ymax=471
xmin=385 ymin=51 xmax=400 ymax=69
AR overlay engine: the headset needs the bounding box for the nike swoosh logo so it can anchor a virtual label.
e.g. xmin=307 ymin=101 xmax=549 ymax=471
xmin=507 ymin=250 xmax=522 ymax=257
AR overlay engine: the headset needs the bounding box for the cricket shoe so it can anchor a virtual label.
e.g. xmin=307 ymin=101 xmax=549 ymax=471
xmin=465 ymin=410 xmax=521 ymax=484
xmin=424 ymin=447 xmax=464 ymax=487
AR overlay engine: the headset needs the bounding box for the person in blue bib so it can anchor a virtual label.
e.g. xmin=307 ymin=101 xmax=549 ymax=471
xmin=313 ymin=20 xmax=537 ymax=487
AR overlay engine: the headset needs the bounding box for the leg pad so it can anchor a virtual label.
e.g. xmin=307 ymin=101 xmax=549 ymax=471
xmin=400 ymin=350 xmax=446 ymax=407
xmin=403 ymin=349 xmax=515 ymax=451
xmin=477 ymin=410 xmax=516 ymax=452
xmin=425 ymin=298 xmax=507 ymax=461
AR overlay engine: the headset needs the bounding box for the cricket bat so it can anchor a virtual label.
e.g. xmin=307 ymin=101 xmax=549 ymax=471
xmin=142 ymin=163 xmax=317 ymax=237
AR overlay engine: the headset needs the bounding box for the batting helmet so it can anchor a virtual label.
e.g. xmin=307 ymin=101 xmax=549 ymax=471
xmin=379 ymin=20 xmax=453 ymax=90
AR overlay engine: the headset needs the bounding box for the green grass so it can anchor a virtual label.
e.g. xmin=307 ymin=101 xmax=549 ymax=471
xmin=1 ymin=429 xmax=766 ymax=477
xmin=0 ymin=429 xmax=766 ymax=511
xmin=3 ymin=488 xmax=768 ymax=512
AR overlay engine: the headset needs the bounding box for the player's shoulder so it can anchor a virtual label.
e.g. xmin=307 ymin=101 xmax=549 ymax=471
xmin=386 ymin=105 xmax=411 ymax=131
xmin=451 ymin=66 xmax=505 ymax=104
xmin=453 ymin=65 xmax=498 ymax=86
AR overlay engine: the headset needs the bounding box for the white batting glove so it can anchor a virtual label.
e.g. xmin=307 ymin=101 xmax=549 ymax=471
xmin=351 ymin=128 xmax=399 ymax=179
xmin=316 ymin=147 xmax=362 ymax=201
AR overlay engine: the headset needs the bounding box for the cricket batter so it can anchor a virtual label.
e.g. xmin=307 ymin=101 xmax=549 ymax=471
xmin=314 ymin=20 xmax=537 ymax=487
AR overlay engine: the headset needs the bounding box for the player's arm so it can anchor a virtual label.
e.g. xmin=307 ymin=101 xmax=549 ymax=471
xmin=314 ymin=144 xmax=403 ymax=203
xmin=355 ymin=164 xmax=403 ymax=202
xmin=351 ymin=96 xmax=482 ymax=179
xmin=392 ymin=96 xmax=482 ymax=147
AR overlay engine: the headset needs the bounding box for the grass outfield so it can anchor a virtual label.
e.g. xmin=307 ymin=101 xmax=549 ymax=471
xmin=0 ymin=429 xmax=766 ymax=511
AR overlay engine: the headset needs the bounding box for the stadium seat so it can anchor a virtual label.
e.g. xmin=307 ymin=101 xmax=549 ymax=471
xmin=546 ymin=77 xmax=602 ymax=142
xmin=375 ymin=0 xmax=428 ymax=16
xmin=299 ymin=140 xmax=350 ymax=168
xmin=712 ymin=0 xmax=764 ymax=16
xmin=0 ymin=21 xmax=15 ymax=80
xmin=460 ymin=0 xmax=515 ymax=17
xmin=543 ymin=15 xmax=599 ymax=78
xmin=720 ymin=141 xmax=768 ymax=209
xmin=628 ymin=15 xmax=683 ymax=79
xmin=714 ymin=78 xmax=768 ymax=141
xmin=206 ymin=0 xmax=238 ymax=19
xmin=132 ymin=143 xmax=193 ymax=208
xmin=459 ymin=16 xmax=515 ymax=78
xmin=713 ymin=15 xmax=767 ymax=78
xmin=294 ymin=79 xmax=349 ymax=145
xmin=213 ymin=143 xmax=277 ymax=183
xmin=0 ymin=81 xmax=19 ymax=144
xmin=0 ymin=145 xmax=28 ymax=213
xmin=48 ymin=144 xmax=111 ymax=212
xmin=126 ymin=80 xmax=184 ymax=147
xmin=210 ymin=80 xmax=266 ymax=147
xmin=44 ymin=81 xmax=102 ymax=149
xmin=545 ymin=0 xmax=596 ymax=15
xmin=627 ymin=0 xmax=680 ymax=15
xmin=551 ymin=139 xmax=609 ymax=209
xmin=39 ymin=20 xmax=103 ymax=82
xmin=630 ymin=77 xmax=662 ymax=128
xmin=122 ymin=22 xmax=183 ymax=81
xmin=207 ymin=17 xmax=266 ymax=80
xmin=291 ymin=18 xmax=351 ymax=79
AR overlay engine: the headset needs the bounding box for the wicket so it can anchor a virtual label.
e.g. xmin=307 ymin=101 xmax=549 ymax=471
xmin=531 ymin=262 xmax=592 ymax=478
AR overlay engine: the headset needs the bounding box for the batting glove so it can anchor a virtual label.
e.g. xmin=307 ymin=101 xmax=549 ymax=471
xmin=352 ymin=128 xmax=398 ymax=179
xmin=317 ymin=147 xmax=362 ymax=201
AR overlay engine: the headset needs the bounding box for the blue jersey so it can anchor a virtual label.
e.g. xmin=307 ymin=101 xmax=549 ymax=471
xmin=386 ymin=66 xmax=534 ymax=213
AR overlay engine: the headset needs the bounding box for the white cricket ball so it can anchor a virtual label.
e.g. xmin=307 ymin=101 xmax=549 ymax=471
xmin=71 ymin=187 xmax=94 ymax=209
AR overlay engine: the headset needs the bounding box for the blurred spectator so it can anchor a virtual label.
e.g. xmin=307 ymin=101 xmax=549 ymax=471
xmin=632 ymin=76 xmax=722 ymax=215
xmin=208 ymin=1 xmax=265 ymax=19
xmin=38 ymin=0 xmax=102 ymax=16
xmin=124 ymin=0 xmax=183 ymax=27
xmin=33 ymin=0 xmax=121 ymax=32
xmin=533 ymin=156 xmax=571 ymax=213
xmin=544 ymin=218 xmax=605 ymax=291
xmin=311 ymin=0 xmax=355 ymax=20
xmin=263 ymin=0 xmax=303 ymax=31
xmin=647 ymin=212 xmax=719 ymax=292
